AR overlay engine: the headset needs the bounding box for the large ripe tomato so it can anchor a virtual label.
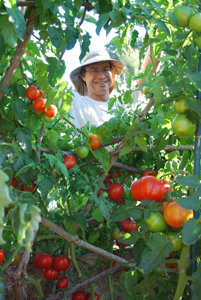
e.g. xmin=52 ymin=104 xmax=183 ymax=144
xmin=0 ymin=249 xmax=5 ymax=263
xmin=86 ymin=292 xmax=99 ymax=300
xmin=144 ymin=212 xmax=168 ymax=232
xmin=57 ymin=277 xmax=68 ymax=289
xmin=167 ymin=232 xmax=182 ymax=252
xmin=44 ymin=104 xmax=58 ymax=118
xmin=164 ymin=202 xmax=193 ymax=228
xmin=42 ymin=267 xmax=60 ymax=280
xmin=72 ymin=291 xmax=87 ymax=300
xmin=10 ymin=250 xmax=22 ymax=266
xmin=88 ymin=134 xmax=101 ymax=150
xmin=75 ymin=146 xmax=89 ymax=159
xmin=63 ymin=155 xmax=76 ymax=170
xmin=26 ymin=85 xmax=40 ymax=100
xmin=53 ymin=255 xmax=70 ymax=271
xmin=33 ymin=98 xmax=46 ymax=111
xmin=142 ymin=169 xmax=157 ymax=177
xmin=107 ymin=182 xmax=124 ymax=201
xmin=172 ymin=114 xmax=196 ymax=138
xmin=9 ymin=177 xmax=17 ymax=188
xmin=131 ymin=176 xmax=171 ymax=202
xmin=33 ymin=253 xmax=53 ymax=269
xmin=120 ymin=220 xmax=138 ymax=233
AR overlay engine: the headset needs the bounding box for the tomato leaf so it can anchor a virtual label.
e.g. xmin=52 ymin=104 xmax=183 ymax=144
xmin=139 ymin=233 xmax=173 ymax=273
xmin=112 ymin=207 xmax=130 ymax=222
xmin=76 ymin=213 xmax=87 ymax=231
xmin=177 ymin=196 xmax=200 ymax=210
xmin=0 ymin=144 xmax=14 ymax=165
xmin=119 ymin=268 xmax=138 ymax=300
xmin=88 ymin=230 xmax=100 ymax=244
xmin=190 ymin=270 xmax=201 ymax=299
xmin=176 ymin=175 xmax=200 ymax=188
xmin=182 ymin=218 xmax=201 ymax=245
xmin=92 ymin=208 xmax=104 ymax=223
xmin=119 ymin=231 xmax=142 ymax=246
xmin=90 ymin=147 xmax=110 ymax=174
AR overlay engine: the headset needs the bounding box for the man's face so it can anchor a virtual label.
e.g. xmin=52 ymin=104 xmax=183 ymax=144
xmin=82 ymin=61 xmax=112 ymax=100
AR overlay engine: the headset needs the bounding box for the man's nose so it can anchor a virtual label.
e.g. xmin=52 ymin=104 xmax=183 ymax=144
xmin=96 ymin=69 xmax=105 ymax=76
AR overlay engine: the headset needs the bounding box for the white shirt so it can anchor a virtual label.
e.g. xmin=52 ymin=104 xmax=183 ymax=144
xmin=69 ymin=85 xmax=144 ymax=129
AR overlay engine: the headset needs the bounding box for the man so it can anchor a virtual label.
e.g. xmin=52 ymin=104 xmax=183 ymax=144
xmin=69 ymin=48 xmax=157 ymax=129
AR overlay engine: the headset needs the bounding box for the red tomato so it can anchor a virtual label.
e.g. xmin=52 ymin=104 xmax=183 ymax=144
xmin=57 ymin=277 xmax=68 ymax=289
xmin=131 ymin=176 xmax=171 ymax=202
xmin=39 ymin=89 xmax=44 ymax=98
xmin=0 ymin=249 xmax=5 ymax=263
xmin=165 ymin=253 xmax=177 ymax=269
xmin=21 ymin=182 xmax=35 ymax=193
xmin=114 ymin=196 xmax=124 ymax=204
xmin=112 ymin=261 xmax=126 ymax=272
xmin=86 ymin=292 xmax=99 ymax=300
xmin=104 ymin=177 xmax=112 ymax=187
xmin=42 ymin=267 xmax=60 ymax=280
xmin=9 ymin=177 xmax=17 ymax=188
xmin=53 ymin=255 xmax=70 ymax=271
xmin=108 ymin=170 xmax=120 ymax=179
xmin=21 ymin=183 xmax=26 ymax=191
xmin=116 ymin=241 xmax=126 ymax=248
xmin=33 ymin=98 xmax=46 ymax=111
xmin=72 ymin=291 xmax=87 ymax=300
xmin=142 ymin=169 xmax=157 ymax=177
xmin=33 ymin=253 xmax=53 ymax=269
xmin=26 ymin=85 xmax=40 ymax=100
xmin=107 ymin=182 xmax=124 ymax=201
xmin=164 ymin=202 xmax=193 ymax=228
xmin=88 ymin=134 xmax=101 ymax=150
xmin=120 ymin=220 xmax=138 ymax=233
xmin=47 ymin=293 xmax=53 ymax=296
xmin=63 ymin=155 xmax=76 ymax=170
xmin=44 ymin=104 xmax=58 ymax=118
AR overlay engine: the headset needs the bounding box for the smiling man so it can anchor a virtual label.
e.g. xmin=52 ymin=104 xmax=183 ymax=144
xmin=69 ymin=49 xmax=151 ymax=129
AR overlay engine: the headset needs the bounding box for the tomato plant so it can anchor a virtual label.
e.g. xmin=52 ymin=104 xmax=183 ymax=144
xmin=57 ymin=277 xmax=68 ymax=289
xmin=108 ymin=170 xmax=120 ymax=179
xmin=131 ymin=176 xmax=171 ymax=202
xmin=164 ymin=202 xmax=194 ymax=228
xmin=26 ymin=85 xmax=40 ymax=100
xmin=33 ymin=253 xmax=53 ymax=269
xmin=114 ymin=196 xmax=125 ymax=204
xmin=144 ymin=212 xmax=168 ymax=232
xmin=88 ymin=134 xmax=101 ymax=150
xmin=33 ymin=98 xmax=46 ymax=111
xmin=53 ymin=255 xmax=70 ymax=271
xmin=86 ymin=292 xmax=99 ymax=300
xmin=142 ymin=169 xmax=157 ymax=177
xmin=107 ymin=182 xmax=124 ymax=201
xmin=72 ymin=291 xmax=87 ymax=300
xmin=166 ymin=253 xmax=177 ymax=269
xmin=9 ymin=177 xmax=17 ymax=188
xmin=44 ymin=104 xmax=58 ymax=118
xmin=42 ymin=267 xmax=60 ymax=280
xmin=0 ymin=250 xmax=5 ymax=263
xmin=63 ymin=155 xmax=76 ymax=170
xmin=75 ymin=146 xmax=89 ymax=159
xmin=120 ymin=220 xmax=138 ymax=233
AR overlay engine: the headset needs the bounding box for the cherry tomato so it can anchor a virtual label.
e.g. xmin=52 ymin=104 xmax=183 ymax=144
xmin=26 ymin=85 xmax=40 ymax=100
xmin=131 ymin=176 xmax=171 ymax=203
xmin=63 ymin=155 xmax=76 ymax=170
xmin=107 ymin=182 xmax=124 ymax=201
xmin=44 ymin=104 xmax=58 ymax=118
xmin=53 ymin=255 xmax=70 ymax=271
xmin=164 ymin=202 xmax=194 ymax=228
xmin=33 ymin=97 xmax=46 ymax=111
xmin=57 ymin=277 xmax=68 ymax=289
xmin=21 ymin=183 xmax=26 ymax=191
xmin=0 ymin=249 xmax=5 ymax=263
xmin=112 ymin=228 xmax=126 ymax=245
xmin=167 ymin=232 xmax=182 ymax=251
xmin=108 ymin=170 xmax=120 ymax=179
xmin=72 ymin=291 xmax=87 ymax=300
xmin=75 ymin=146 xmax=89 ymax=159
xmin=116 ymin=240 xmax=126 ymax=247
xmin=42 ymin=267 xmax=60 ymax=280
xmin=39 ymin=89 xmax=44 ymax=98
xmin=88 ymin=134 xmax=101 ymax=150
xmin=114 ymin=196 xmax=125 ymax=204
xmin=33 ymin=253 xmax=53 ymax=269
xmin=142 ymin=169 xmax=157 ymax=177
xmin=21 ymin=182 xmax=35 ymax=193
xmin=10 ymin=250 xmax=21 ymax=266
xmin=120 ymin=220 xmax=138 ymax=233
xmin=86 ymin=292 xmax=99 ymax=300
xmin=144 ymin=212 xmax=168 ymax=232
xmin=43 ymin=114 xmax=54 ymax=123
xmin=104 ymin=177 xmax=112 ymax=187
xmin=34 ymin=110 xmax=44 ymax=117
xmin=165 ymin=252 xmax=177 ymax=269
xmin=112 ymin=261 xmax=126 ymax=272
xmin=9 ymin=177 xmax=17 ymax=188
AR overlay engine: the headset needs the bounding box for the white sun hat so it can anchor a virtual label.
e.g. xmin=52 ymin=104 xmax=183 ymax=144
xmin=70 ymin=50 xmax=125 ymax=96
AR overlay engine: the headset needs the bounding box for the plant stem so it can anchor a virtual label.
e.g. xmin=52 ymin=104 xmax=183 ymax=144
xmin=23 ymin=272 xmax=44 ymax=299
xmin=89 ymin=283 xmax=96 ymax=300
xmin=1 ymin=244 xmax=21 ymax=271
xmin=70 ymin=243 xmax=86 ymax=280
xmin=108 ymin=242 xmax=114 ymax=300
xmin=62 ymin=116 xmax=88 ymax=138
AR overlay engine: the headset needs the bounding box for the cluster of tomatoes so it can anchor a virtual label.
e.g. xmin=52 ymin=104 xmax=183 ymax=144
xmin=26 ymin=85 xmax=57 ymax=123
xmin=9 ymin=176 xmax=35 ymax=193
xmin=33 ymin=253 xmax=70 ymax=286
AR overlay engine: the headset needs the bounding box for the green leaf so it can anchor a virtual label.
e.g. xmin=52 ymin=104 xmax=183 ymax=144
xmin=92 ymin=208 xmax=104 ymax=223
xmin=182 ymin=218 xmax=201 ymax=245
xmin=186 ymin=71 xmax=201 ymax=91
xmin=88 ymin=230 xmax=100 ymax=243
xmin=119 ymin=230 xmax=142 ymax=246
xmin=37 ymin=178 xmax=54 ymax=201
xmin=134 ymin=135 xmax=147 ymax=153
xmin=190 ymin=270 xmax=201 ymax=299
xmin=15 ymin=161 xmax=36 ymax=177
xmin=129 ymin=208 xmax=143 ymax=219
xmin=12 ymin=98 xmax=26 ymax=125
xmin=185 ymin=98 xmax=201 ymax=117
xmin=6 ymin=7 xmax=26 ymax=40
xmin=79 ymin=32 xmax=91 ymax=61
xmin=120 ymin=269 xmax=138 ymax=300
xmin=47 ymin=23 xmax=62 ymax=48
xmin=176 ymin=175 xmax=200 ymax=188
xmin=46 ymin=57 xmax=66 ymax=86
xmin=76 ymin=213 xmax=87 ymax=230
xmin=91 ymin=147 xmax=110 ymax=174
xmin=177 ymin=197 xmax=200 ymax=210
xmin=153 ymin=128 xmax=169 ymax=153
xmin=65 ymin=27 xmax=79 ymax=50
xmin=112 ymin=206 xmax=130 ymax=222
xmin=169 ymin=83 xmax=183 ymax=94
xmin=26 ymin=40 xmax=40 ymax=56
xmin=0 ymin=143 xmax=14 ymax=165
xmin=119 ymin=143 xmax=136 ymax=158
xmin=179 ymin=150 xmax=189 ymax=170
xmin=153 ymin=76 xmax=166 ymax=106
xmin=155 ymin=20 xmax=170 ymax=36
xmin=139 ymin=233 xmax=173 ymax=273
xmin=150 ymin=0 xmax=162 ymax=12
xmin=0 ymin=86 xmax=9 ymax=94
xmin=96 ymin=13 xmax=109 ymax=35
xmin=46 ymin=129 xmax=58 ymax=151
xmin=0 ymin=15 xmax=17 ymax=48
xmin=14 ymin=127 xmax=32 ymax=155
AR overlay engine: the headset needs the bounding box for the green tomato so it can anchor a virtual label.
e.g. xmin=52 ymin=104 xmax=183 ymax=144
xmin=142 ymin=86 xmax=151 ymax=96
xmin=34 ymin=110 xmax=44 ymax=117
xmin=75 ymin=146 xmax=89 ymax=159
xmin=172 ymin=114 xmax=196 ymax=138
xmin=43 ymin=114 xmax=54 ymax=123
xmin=144 ymin=212 xmax=168 ymax=233
xmin=167 ymin=232 xmax=182 ymax=252
xmin=173 ymin=95 xmax=188 ymax=114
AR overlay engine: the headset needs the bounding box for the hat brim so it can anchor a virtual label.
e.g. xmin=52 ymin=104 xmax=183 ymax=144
xmin=70 ymin=57 xmax=124 ymax=96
